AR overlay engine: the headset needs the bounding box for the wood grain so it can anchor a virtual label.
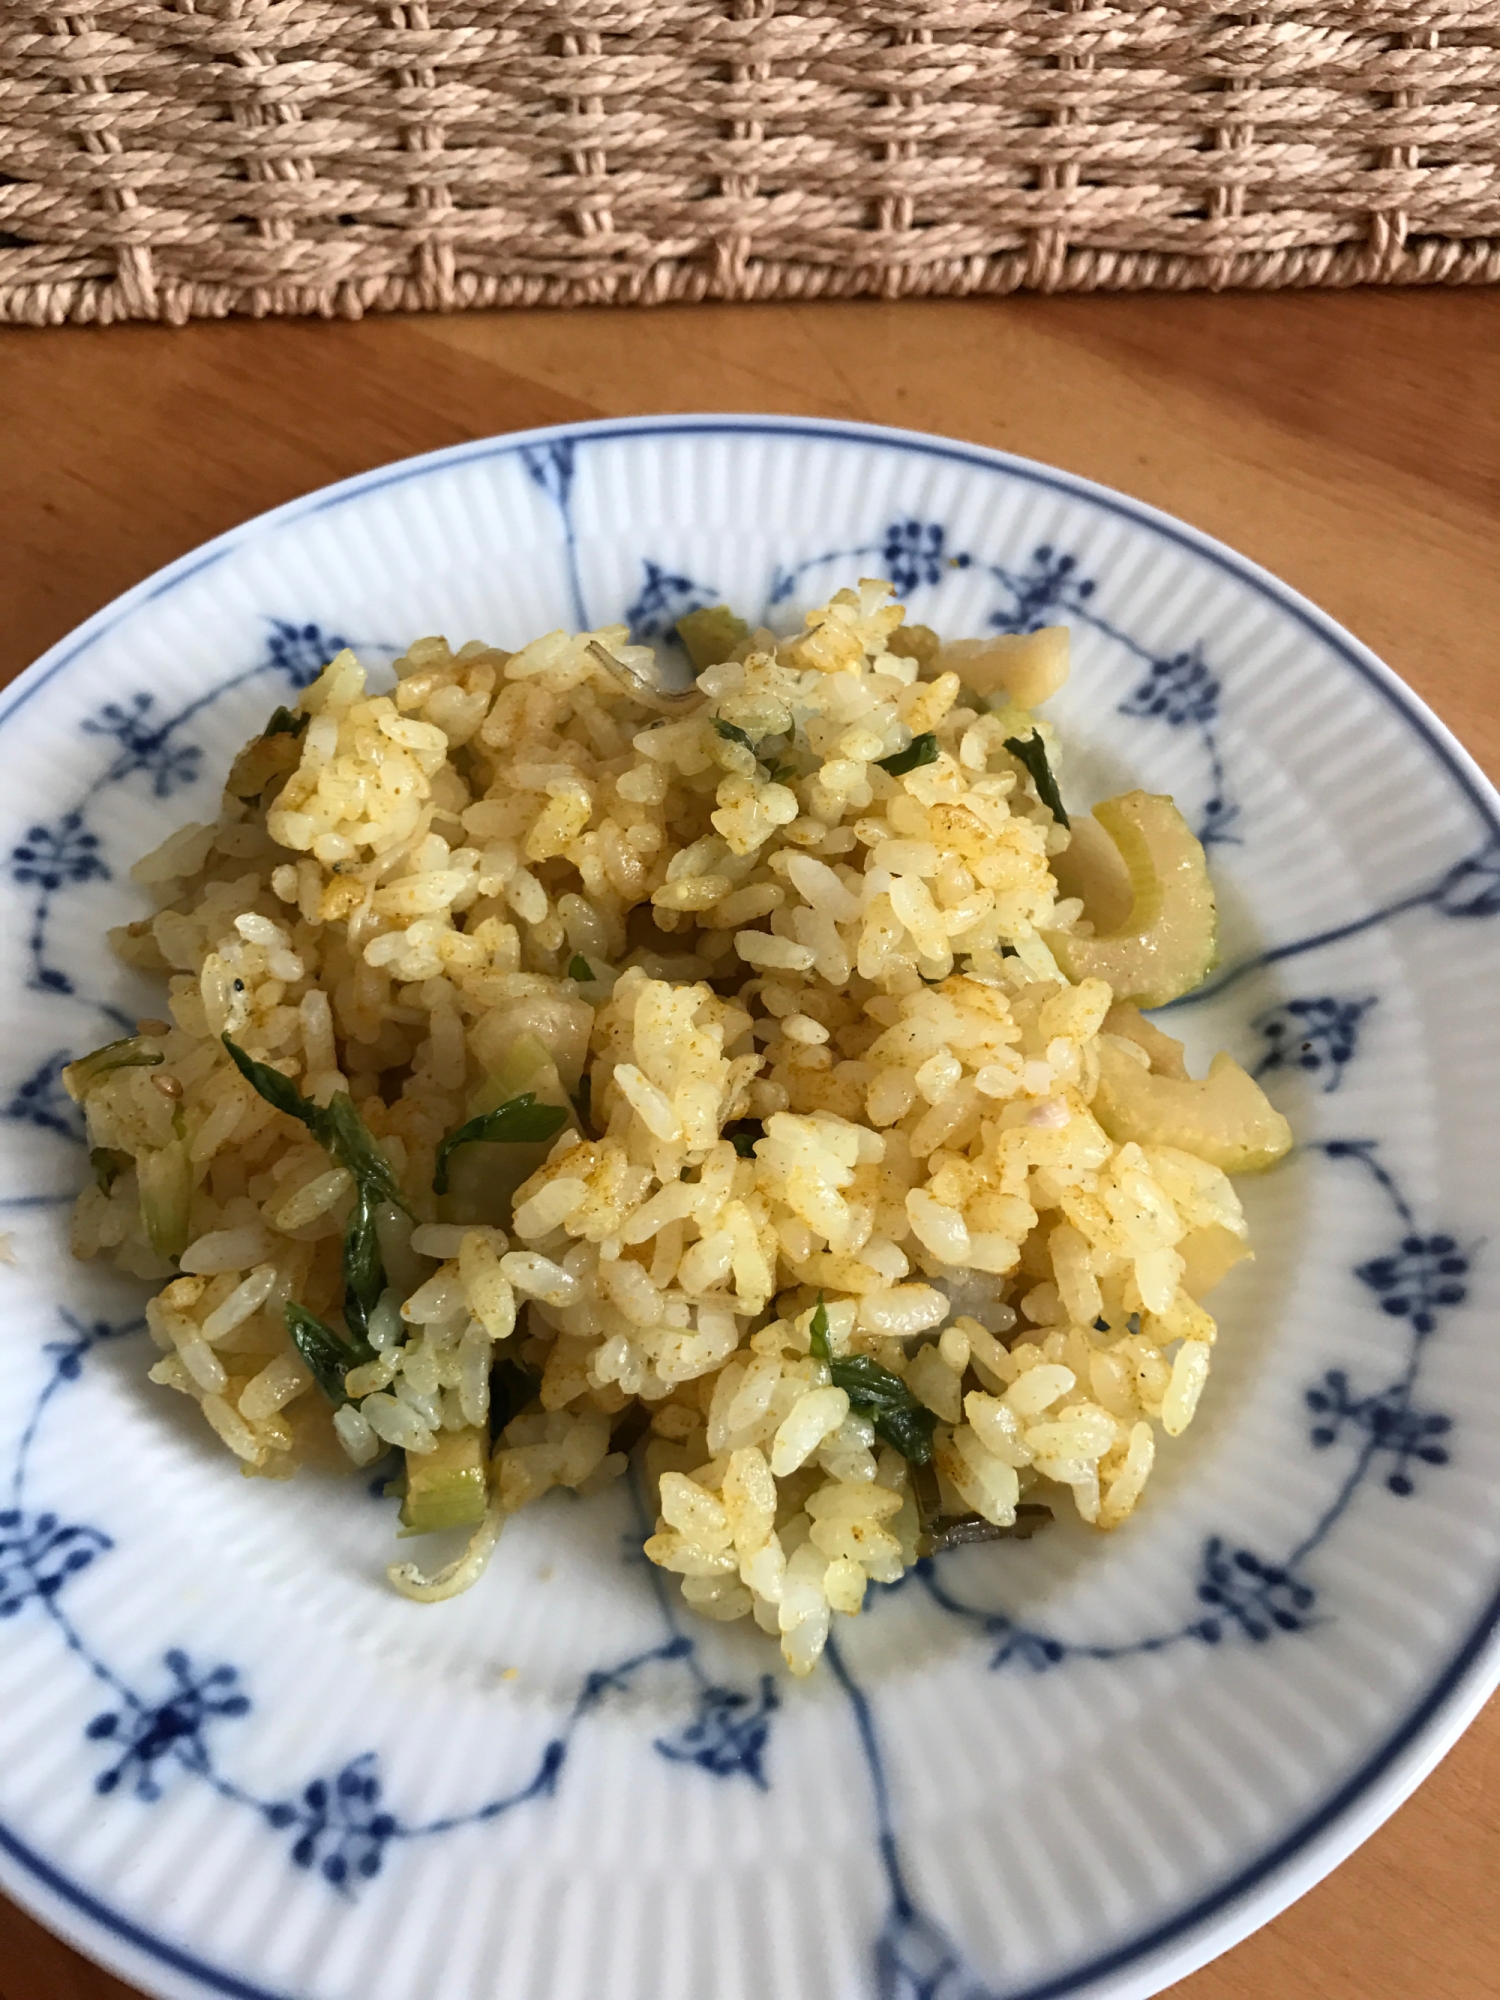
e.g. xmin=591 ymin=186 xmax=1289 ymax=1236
xmin=0 ymin=292 xmax=1496 ymax=2000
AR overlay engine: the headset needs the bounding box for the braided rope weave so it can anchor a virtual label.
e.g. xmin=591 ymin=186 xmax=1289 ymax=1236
xmin=3 ymin=1 xmax=1498 ymax=326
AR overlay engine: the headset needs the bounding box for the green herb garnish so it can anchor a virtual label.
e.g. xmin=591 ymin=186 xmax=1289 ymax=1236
xmin=341 ymin=1187 xmax=384 ymax=1346
xmin=263 ymin=706 xmax=309 ymax=739
xmin=320 ymin=1094 xmax=408 ymax=1211
xmin=876 ymin=733 xmax=939 ymax=777
xmin=724 ymin=1119 xmax=763 ymax=1160
xmin=222 ymin=1037 xmax=407 ymax=1213
xmin=712 ymin=717 xmax=757 ymax=753
xmin=285 ymin=1301 xmax=374 ymax=1406
xmin=567 ymin=954 xmax=593 ymax=982
xmin=223 ymin=1037 xmax=409 ymax=1347
xmin=1003 ymin=730 xmax=1070 ymax=827
xmin=832 ymin=1353 xmax=938 ymax=1464
xmin=221 ymin=1038 xmax=313 ymax=1124
xmin=432 ymin=1092 xmax=571 ymax=1196
xmin=808 ymin=1294 xmax=833 ymax=1362
xmin=806 ymin=1294 xmax=937 ymax=1464
xmin=713 ymin=715 xmax=797 ymax=786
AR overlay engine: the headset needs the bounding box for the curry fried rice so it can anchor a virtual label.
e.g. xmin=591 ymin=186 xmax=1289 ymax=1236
xmin=67 ymin=581 xmax=1290 ymax=1674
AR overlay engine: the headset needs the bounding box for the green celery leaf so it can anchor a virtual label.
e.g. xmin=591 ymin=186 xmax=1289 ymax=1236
xmin=1002 ymin=730 xmax=1070 ymax=827
xmin=222 ymin=1036 xmax=407 ymax=1214
xmin=341 ymin=1187 xmax=385 ymax=1345
xmin=828 ymin=1350 xmax=937 ymax=1464
xmin=285 ymin=1301 xmax=372 ymax=1406
xmin=319 ymin=1093 xmax=406 ymax=1211
xmin=808 ymin=1292 xmax=832 ymax=1363
xmin=433 ymin=1092 xmax=570 ymax=1196
xmin=712 ymin=717 xmax=757 ymax=753
xmin=876 ymin=733 xmax=939 ymax=777
xmin=221 ymin=1035 xmax=322 ymax=1128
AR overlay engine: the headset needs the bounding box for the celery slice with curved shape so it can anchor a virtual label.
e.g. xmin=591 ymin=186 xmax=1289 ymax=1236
xmin=1092 ymin=1039 xmax=1292 ymax=1174
xmin=1045 ymin=791 xmax=1217 ymax=1007
xmin=399 ymin=1428 xmax=489 ymax=1535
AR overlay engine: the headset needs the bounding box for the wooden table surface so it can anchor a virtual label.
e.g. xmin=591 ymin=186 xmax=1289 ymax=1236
xmin=1 ymin=290 xmax=1497 ymax=2000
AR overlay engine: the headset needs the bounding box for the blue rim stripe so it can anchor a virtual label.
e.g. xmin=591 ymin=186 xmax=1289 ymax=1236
xmin=3 ymin=414 xmax=1498 ymax=2000
xmin=0 ymin=1818 xmax=292 ymax=2000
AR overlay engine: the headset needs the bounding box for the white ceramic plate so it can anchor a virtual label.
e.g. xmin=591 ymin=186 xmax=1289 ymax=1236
xmin=2 ymin=418 xmax=1497 ymax=2000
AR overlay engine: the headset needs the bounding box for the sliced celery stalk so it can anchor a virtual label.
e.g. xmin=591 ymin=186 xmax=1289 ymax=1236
xmin=1046 ymin=791 xmax=1217 ymax=1007
xmin=137 ymin=1137 xmax=193 ymax=1261
xmin=399 ymin=1428 xmax=489 ymax=1535
xmin=1092 ymin=1041 xmax=1292 ymax=1174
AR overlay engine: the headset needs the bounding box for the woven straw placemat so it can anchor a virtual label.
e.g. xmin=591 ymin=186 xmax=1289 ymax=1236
xmin=3 ymin=1 xmax=1499 ymax=326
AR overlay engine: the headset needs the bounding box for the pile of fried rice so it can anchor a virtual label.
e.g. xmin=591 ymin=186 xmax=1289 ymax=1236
xmin=68 ymin=581 xmax=1289 ymax=1674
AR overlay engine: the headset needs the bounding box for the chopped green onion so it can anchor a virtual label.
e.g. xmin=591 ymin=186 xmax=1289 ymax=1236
xmin=567 ymin=954 xmax=593 ymax=982
xmin=713 ymin=716 xmax=798 ymax=787
xmin=876 ymin=733 xmax=939 ymax=777
xmin=433 ymin=1092 xmax=570 ymax=1196
xmin=1003 ymin=730 xmax=1070 ymax=827
xmin=829 ymin=1353 xmax=938 ymax=1464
